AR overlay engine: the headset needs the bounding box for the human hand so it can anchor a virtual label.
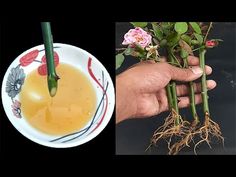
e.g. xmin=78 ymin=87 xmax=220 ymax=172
xmin=116 ymin=56 xmax=216 ymax=123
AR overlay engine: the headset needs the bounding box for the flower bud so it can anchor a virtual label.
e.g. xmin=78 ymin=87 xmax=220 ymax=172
xmin=205 ymin=40 xmax=218 ymax=48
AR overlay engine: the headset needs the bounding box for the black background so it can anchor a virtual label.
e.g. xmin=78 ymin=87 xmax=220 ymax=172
xmin=116 ymin=22 xmax=236 ymax=155
xmin=0 ymin=4 xmax=235 ymax=174
xmin=0 ymin=18 xmax=235 ymax=170
xmin=0 ymin=20 xmax=116 ymax=161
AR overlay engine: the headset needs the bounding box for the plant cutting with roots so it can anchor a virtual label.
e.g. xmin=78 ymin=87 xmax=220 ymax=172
xmin=116 ymin=22 xmax=224 ymax=155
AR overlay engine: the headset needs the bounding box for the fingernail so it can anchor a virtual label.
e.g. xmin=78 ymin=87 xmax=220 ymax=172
xmin=190 ymin=66 xmax=203 ymax=75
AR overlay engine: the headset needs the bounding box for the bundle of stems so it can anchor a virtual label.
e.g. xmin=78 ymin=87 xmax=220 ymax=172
xmin=147 ymin=22 xmax=224 ymax=154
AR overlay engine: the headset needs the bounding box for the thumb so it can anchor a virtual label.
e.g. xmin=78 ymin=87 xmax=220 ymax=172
xmin=168 ymin=65 xmax=203 ymax=82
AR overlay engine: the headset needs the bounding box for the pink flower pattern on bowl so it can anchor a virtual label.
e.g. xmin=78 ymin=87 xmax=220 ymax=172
xmin=11 ymin=100 xmax=22 ymax=118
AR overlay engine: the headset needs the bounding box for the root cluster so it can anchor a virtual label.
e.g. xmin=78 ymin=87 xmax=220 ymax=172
xmin=193 ymin=112 xmax=224 ymax=154
xmin=147 ymin=112 xmax=224 ymax=155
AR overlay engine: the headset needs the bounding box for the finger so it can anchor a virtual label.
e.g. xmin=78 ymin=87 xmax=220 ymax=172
xmin=176 ymin=80 xmax=217 ymax=96
xmin=187 ymin=57 xmax=215 ymax=73
xmin=189 ymin=65 xmax=212 ymax=75
xmin=167 ymin=64 xmax=203 ymax=82
xmin=205 ymin=65 xmax=212 ymax=75
xmin=187 ymin=56 xmax=199 ymax=65
xmin=158 ymin=56 xmax=212 ymax=74
xmin=155 ymin=55 xmax=208 ymax=67
xmin=171 ymin=56 xmax=199 ymax=66
xmin=178 ymin=94 xmax=202 ymax=108
xmin=158 ymin=57 xmax=167 ymax=62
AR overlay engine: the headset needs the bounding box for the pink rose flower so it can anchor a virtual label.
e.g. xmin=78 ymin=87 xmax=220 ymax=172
xmin=122 ymin=27 xmax=152 ymax=48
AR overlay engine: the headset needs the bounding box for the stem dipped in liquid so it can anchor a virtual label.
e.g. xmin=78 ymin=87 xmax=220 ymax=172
xmin=41 ymin=22 xmax=59 ymax=97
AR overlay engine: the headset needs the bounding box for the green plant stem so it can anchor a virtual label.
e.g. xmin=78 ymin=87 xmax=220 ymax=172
xmin=166 ymin=84 xmax=173 ymax=110
xmin=170 ymin=49 xmax=182 ymax=68
xmin=204 ymin=22 xmax=213 ymax=43
xmin=168 ymin=49 xmax=179 ymax=114
xmin=199 ymin=48 xmax=209 ymax=115
xmin=41 ymin=22 xmax=59 ymax=97
xmin=183 ymin=59 xmax=199 ymax=122
xmin=167 ymin=48 xmax=179 ymax=125
xmin=192 ymin=46 xmax=205 ymax=52
xmin=189 ymin=81 xmax=199 ymax=121
xmin=170 ymin=81 xmax=179 ymax=115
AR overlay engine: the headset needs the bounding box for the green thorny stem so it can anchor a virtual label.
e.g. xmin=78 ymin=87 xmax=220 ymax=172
xmin=41 ymin=22 xmax=59 ymax=97
xmin=199 ymin=22 xmax=213 ymax=115
xmin=167 ymin=47 xmax=180 ymax=125
xmin=166 ymin=84 xmax=174 ymax=110
xmin=183 ymin=58 xmax=199 ymax=122
xmin=199 ymin=49 xmax=209 ymax=115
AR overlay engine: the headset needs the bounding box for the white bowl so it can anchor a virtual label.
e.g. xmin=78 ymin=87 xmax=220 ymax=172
xmin=1 ymin=43 xmax=115 ymax=148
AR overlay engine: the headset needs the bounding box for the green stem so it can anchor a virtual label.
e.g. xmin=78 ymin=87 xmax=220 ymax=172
xmin=168 ymin=48 xmax=179 ymax=114
xmin=41 ymin=22 xmax=59 ymax=97
xmin=189 ymin=81 xmax=199 ymax=121
xmin=167 ymin=61 xmax=182 ymax=67
xmin=170 ymin=46 xmax=182 ymax=68
xmin=199 ymin=49 xmax=209 ymax=115
xmin=192 ymin=46 xmax=205 ymax=52
xmin=167 ymin=48 xmax=179 ymax=125
xmin=170 ymin=81 xmax=179 ymax=114
xmin=166 ymin=84 xmax=173 ymax=110
xmin=203 ymin=22 xmax=213 ymax=43
xmin=183 ymin=59 xmax=199 ymax=122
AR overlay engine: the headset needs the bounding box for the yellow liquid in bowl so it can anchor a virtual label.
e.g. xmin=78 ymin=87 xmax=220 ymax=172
xmin=20 ymin=63 xmax=97 ymax=136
